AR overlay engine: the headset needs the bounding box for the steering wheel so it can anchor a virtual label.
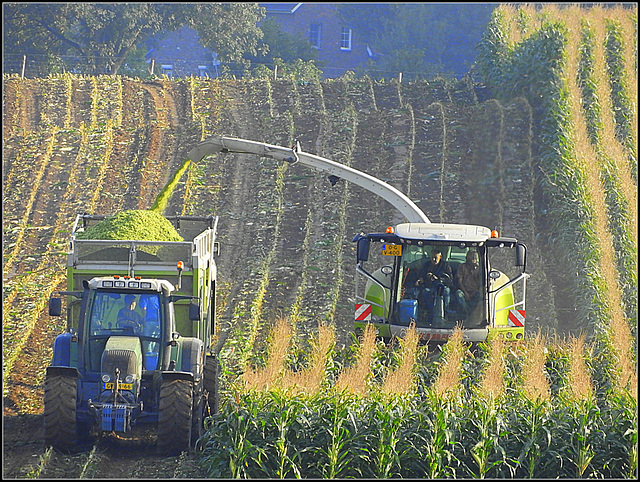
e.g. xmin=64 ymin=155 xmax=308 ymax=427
xmin=117 ymin=318 xmax=142 ymax=333
xmin=427 ymin=271 xmax=451 ymax=282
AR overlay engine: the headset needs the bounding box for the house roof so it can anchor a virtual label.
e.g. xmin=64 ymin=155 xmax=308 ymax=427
xmin=261 ymin=3 xmax=303 ymax=14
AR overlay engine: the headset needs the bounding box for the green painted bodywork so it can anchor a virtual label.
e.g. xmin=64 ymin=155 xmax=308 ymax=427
xmin=66 ymin=267 xmax=205 ymax=340
xmin=490 ymin=271 xmax=514 ymax=327
xmin=354 ymin=320 xmax=392 ymax=339
xmin=63 ymin=214 xmax=218 ymax=362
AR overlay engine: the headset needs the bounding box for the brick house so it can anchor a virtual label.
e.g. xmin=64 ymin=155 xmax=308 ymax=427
xmin=263 ymin=3 xmax=372 ymax=78
xmin=145 ymin=3 xmax=371 ymax=79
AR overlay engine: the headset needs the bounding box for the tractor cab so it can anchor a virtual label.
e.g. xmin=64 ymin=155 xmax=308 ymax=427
xmin=353 ymin=223 xmax=528 ymax=343
xmin=48 ymin=275 xmax=201 ymax=434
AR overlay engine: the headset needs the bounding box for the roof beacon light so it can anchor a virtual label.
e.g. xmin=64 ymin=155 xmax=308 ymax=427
xmin=386 ymin=226 xmax=395 ymax=234
xmin=491 ymin=230 xmax=499 ymax=238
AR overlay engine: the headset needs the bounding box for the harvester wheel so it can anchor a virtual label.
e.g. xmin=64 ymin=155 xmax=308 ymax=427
xmin=44 ymin=374 xmax=79 ymax=453
xmin=157 ymin=379 xmax=193 ymax=455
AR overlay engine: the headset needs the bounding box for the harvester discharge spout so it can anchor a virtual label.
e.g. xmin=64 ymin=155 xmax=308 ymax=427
xmin=187 ymin=135 xmax=430 ymax=224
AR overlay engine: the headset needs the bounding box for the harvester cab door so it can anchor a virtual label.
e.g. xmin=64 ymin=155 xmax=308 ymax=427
xmin=485 ymin=242 xmax=528 ymax=338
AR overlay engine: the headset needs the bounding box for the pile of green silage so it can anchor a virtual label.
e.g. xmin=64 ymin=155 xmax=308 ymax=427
xmin=75 ymin=210 xmax=183 ymax=242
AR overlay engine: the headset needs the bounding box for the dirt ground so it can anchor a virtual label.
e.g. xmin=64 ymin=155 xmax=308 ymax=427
xmin=2 ymin=75 xmax=543 ymax=478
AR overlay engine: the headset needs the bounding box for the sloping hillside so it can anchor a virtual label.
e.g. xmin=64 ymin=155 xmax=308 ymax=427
xmin=2 ymin=76 xmax=552 ymax=353
xmin=476 ymin=4 xmax=637 ymax=339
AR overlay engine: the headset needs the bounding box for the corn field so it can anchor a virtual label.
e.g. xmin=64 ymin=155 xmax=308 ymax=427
xmin=476 ymin=4 xmax=637 ymax=337
xmin=198 ymin=320 xmax=636 ymax=479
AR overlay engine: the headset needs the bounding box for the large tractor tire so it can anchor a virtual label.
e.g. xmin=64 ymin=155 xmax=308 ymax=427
xmin=157 ymin=378 xmax=193 ymax=455
xmin=44 ymin=373 xmax=79 ymax=453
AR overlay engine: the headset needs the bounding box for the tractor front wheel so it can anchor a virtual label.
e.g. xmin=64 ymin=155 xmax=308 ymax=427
xmin=157 ymin=378 xmax=193 ymax=455
xmin=44 ymin=373 xmax=79 ymax=453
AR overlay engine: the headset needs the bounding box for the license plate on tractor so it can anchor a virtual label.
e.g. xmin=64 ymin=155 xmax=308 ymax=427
xmin=382 ymin=244 xmax=402 ymax=256
xmin=103 ymin=382 xmax=133 ymax=390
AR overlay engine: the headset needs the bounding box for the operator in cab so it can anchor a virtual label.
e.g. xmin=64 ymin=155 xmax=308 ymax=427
xmin=117 ymin=294 xmax=144 ymax=333
xmin=404 ymin=247 xmax=454 ymax=324
xmin=454 ymin=249 xmax=482 ymax=317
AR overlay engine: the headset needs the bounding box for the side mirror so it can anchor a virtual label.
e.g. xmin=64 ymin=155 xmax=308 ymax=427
xmin=355 ymin=236 xmax=370 ymax=263
xmin=49 ymin=298 xmax=62 ymax=317
xmin=515 ymin=243 xmax=527 ymax=270
xmin=189 ymin=301 xmax=200 ymax=321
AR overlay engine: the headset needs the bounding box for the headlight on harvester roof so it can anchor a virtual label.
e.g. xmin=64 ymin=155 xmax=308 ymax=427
xmin=140 ymin=282 xmax=152 ymax=289
xmin=102 ymin=281 xmax=114 ymax=287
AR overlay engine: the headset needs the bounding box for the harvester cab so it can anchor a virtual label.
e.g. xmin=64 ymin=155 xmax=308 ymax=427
xmin=353 ymin=223 xmax=528 ymax=343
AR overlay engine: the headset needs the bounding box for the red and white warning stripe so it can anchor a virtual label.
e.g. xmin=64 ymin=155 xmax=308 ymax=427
xmin=355 ymin=303 xmax=372 ymax=321
xmin=508 ymin=309 xmax=525 ymax=327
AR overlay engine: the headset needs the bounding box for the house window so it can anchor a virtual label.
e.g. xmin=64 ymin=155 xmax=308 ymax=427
xmin=309 ymin=23 xmax=322 ymax=48
xmin=340 ymin=28 xmax=352 ymax=51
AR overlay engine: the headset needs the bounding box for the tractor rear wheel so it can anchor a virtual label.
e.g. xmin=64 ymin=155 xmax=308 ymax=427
xmin=203 ymin=355 xmax=219 ymax=415
xmin=191 ymin=378 xmax=205 ymax=445
xmin=157 ymin=378 xmax=193 ymax=455
xmin=44 ymin=374 xmax=79 ymax=453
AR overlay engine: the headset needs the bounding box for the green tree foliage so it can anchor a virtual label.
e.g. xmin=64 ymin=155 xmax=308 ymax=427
xmin=244 ymin=17 xmax=321 ymax=81
xmin=189 ymin=3 xmax=265 ymax=70
xmin=3 ymin=3 xmax=181 ymax=74
xmin=248 ymin=17 xmax=318 ymax=66
xmin=2 ymin=3 xmax=265 ymax=75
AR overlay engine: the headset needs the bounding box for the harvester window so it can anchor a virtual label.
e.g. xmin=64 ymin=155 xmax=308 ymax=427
xmin=117 ymin=294 xmax=144 ymax=333
xmin=139 ymin=294 xmax=161 ymax=370
xmin=448 ymin=245 xmax=470 ymax=264
xmin=452 ymin=248 xmax=483 ymax=326
xmin=397 ymin=244 xmax=485 ymax=328
xmin=89 ymin=292 xmax=122 ymax=331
